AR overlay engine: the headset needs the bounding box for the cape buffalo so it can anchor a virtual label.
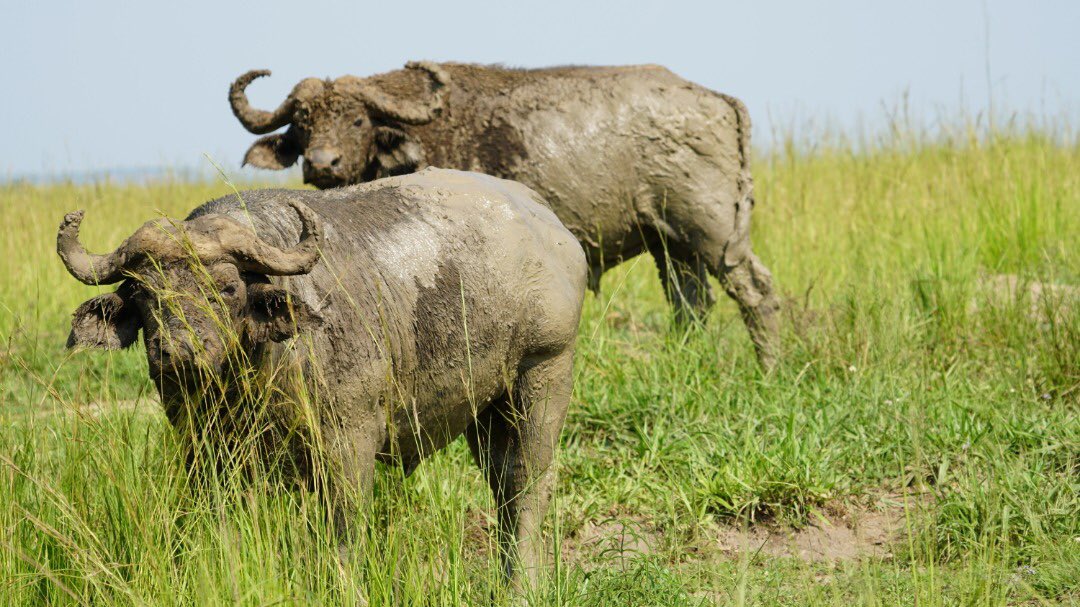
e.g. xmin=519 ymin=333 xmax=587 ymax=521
xmin=230 ymin=61 xmax=780 ymax=368
xmin=58 ymin=168 xmax=587 ymax=592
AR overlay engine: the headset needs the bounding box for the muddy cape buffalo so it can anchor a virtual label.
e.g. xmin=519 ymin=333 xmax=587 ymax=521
xmin=230 ymin=61 xmax=780 ymax=368
xmin=58 ymin=168 xmax=587 ymax=592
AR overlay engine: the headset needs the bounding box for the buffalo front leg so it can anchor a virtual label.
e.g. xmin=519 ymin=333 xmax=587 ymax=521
xmin=321 ymin=417 xmax=383 ymax=606
xmin=718 ymin=252 xmax=780 ymax=370
xmin=320 ymin=415 xmax=382 ymax=548
xmin=466 ymin=349 xmax=574 ymax=595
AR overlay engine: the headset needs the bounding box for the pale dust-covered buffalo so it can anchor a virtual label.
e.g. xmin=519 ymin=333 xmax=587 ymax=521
xmin=230 ymin=61 xmax=781 ymax=368
xmin=58 ymin=168 xmax=587 ymax=592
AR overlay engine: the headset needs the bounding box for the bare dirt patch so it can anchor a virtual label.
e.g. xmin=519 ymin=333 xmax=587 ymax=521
xmin=975 ymin=273 xmax=1077 ymax=324
xmin=558 ymin=493 xmax=927 ymax=567
xmin=711 ymin=493 xmax=923 ymax=562
xmin=562 ymin=514 xmax=663 ymax=563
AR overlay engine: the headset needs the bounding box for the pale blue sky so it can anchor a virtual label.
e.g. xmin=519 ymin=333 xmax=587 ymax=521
xmin=2 ymin=0 xmax=1077 ymax=180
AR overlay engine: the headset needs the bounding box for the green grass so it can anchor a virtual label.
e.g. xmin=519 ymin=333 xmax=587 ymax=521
xmin=1 ymin=122 xmax=1078 ymax=605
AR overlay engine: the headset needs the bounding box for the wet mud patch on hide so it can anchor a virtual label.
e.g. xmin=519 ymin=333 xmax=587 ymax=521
xmin=476 ymin=120 xmax=529 ymax=178
xmin=412 ymin=259 xmax=492 ymax=376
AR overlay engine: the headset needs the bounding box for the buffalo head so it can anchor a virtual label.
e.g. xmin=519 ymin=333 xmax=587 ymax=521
xmin=230 ymin=62 xmax=449 ymax=189
xmin=58 ymin=202 xmax=323 ymax=380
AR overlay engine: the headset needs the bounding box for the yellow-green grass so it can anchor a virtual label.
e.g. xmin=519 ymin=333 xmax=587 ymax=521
xmin=1 ymin=124 xmax=1077 ymax=605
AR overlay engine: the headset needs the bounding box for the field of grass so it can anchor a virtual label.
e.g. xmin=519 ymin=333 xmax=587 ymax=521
xmin=1 ymin=123 xmax=1078 ymax=605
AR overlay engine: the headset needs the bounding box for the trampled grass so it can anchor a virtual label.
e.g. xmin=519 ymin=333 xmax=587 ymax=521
xmin=1 ymin=122 xmax=1077 ymax=605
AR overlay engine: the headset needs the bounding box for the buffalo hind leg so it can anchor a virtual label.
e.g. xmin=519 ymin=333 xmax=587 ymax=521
xmin=650 ymin=245 xmax=717 ymax=326
xmin=466 ymin=349 xmax=574 ymax=596
xmin=718 ymin=252 xmax=780 ymax=370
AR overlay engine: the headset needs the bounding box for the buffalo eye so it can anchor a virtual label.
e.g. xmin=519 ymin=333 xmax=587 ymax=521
xmin=353 ymin=117 xmax=365 ymax=127
xmin=220 ymin=285 xmax=238 ymax=298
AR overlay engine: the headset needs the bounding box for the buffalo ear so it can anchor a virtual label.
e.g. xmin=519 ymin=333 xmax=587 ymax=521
xmin=68 ymin=292 xmax=140 ymax=350
xmin=243 ymin=130 xmax=300 ymax=170
xmin=373 ymin=126 xmax=426 ymax=178
xmin=246 ymin=283 xmax=321 ymax=343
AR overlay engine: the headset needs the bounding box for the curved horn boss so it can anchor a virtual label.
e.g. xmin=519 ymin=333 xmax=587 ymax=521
xmin=57 ymin=211 xmax=131 ymax=285
xmin=340 ymin=61 xmax=451 ymax=125
xmin=223 ymin=200 xmax=324 ymax=276
xmin=57 ymin=200 xmax=323 ymax=285
xmin=229 ymin=70 xmax=325 ymax=134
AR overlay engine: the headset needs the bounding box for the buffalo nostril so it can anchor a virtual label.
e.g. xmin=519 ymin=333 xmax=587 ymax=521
xmin=308 ymin=148 xmax=341 ymax=170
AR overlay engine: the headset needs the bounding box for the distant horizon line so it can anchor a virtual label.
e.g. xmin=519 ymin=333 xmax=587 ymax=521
xmin=0 ymin=164 xmax=301 ymax=186
xmin=4 ymin=108 xmax=1076 ymax=186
